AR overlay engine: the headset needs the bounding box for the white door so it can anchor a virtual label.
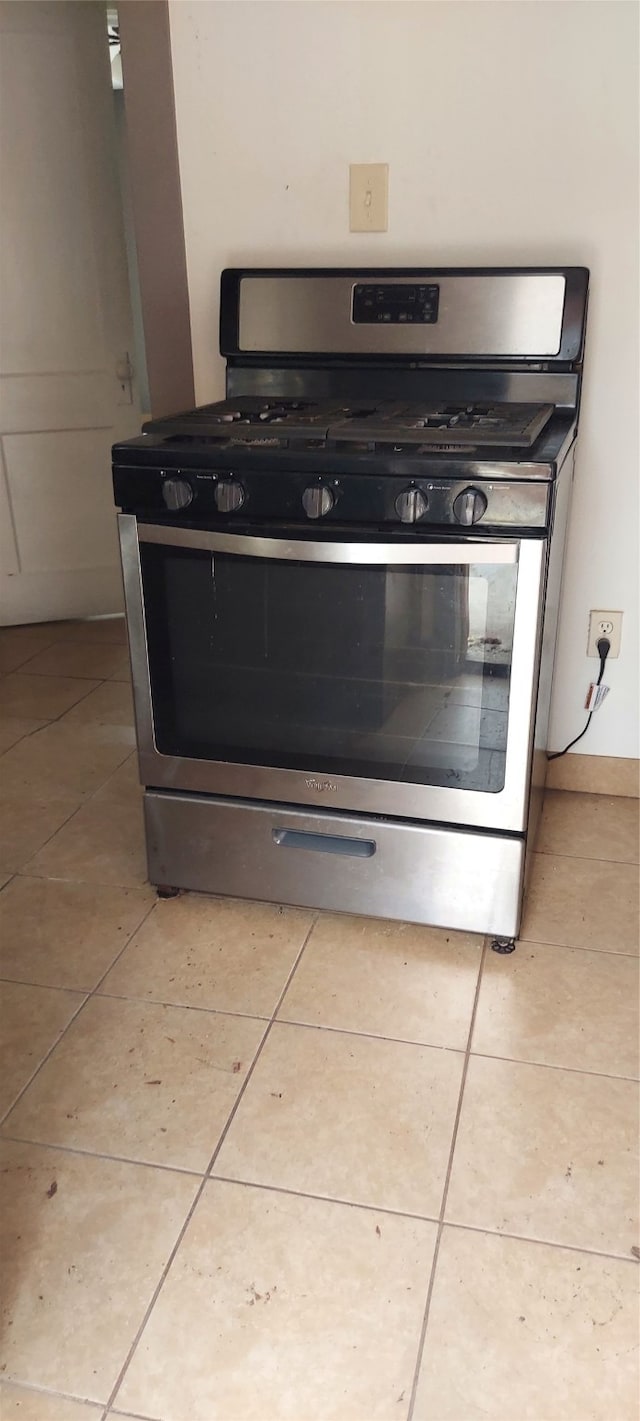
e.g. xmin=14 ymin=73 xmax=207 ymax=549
xmin=0 ymin=0 xmax=142 ymax=626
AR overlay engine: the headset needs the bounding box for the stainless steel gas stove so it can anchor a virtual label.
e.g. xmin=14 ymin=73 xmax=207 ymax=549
xmin=113 ymin=266 xmax=589 ymax=943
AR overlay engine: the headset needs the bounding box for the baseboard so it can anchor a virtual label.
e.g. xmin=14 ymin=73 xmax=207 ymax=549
xmin=546 ymin=753 xmax=639 ymax=797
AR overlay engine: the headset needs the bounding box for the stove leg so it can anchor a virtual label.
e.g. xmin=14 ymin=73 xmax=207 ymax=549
xmin=490 ymin=937 xmax=517 ymax=955
xmin=156 ymin=884 xmax=181 ymax=899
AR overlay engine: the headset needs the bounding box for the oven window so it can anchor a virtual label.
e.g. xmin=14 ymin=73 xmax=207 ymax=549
xmin=141 ymin=545 xmax=518 ymax=793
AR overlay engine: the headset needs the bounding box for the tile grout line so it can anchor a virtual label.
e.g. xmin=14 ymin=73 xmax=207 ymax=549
xmin=0 ymin=977 xmax=272 ymax=1026
xmin=257 ymin=1014 xmax=640 ymax=1081
xmin=100 ymin=914 xmax=319 ymax=1417
xmin=16 ymin=870 xmax=148 ymax=893
xmin=152 ymin=1170 xmax=640 ymax=1265
xmin=204 ymin=910 xmax=319 ymax=1176
xmin=1 ymin=665 xmax=133 ymax=760
xmin=0 ymin=887 xmax=159 ymax=1132
xmin=107 ymin=1408 xmax=162 ymax=1421
xmin=107 ymin=1404 xmax=162 ymax=1421
xmin=517 ymin=936 xmax=639 ymax=958
xmin=0 ymin=1377 xmax=108 ymax=1413
xmin=205 ymin=1170 xmax=441 ymax=1223
xmin=5 ymin=872 xmax=639 ymax=950
xmin=1 ymin=873 xmax=637 ymax=1414
xmin=0 ymin=1132 xmax=206 ymax=1181
xmin=0 ymin=978 xmax=96 ymax=998
xmin=2 ymin=901 xmax=636 ymax=1146
xmin=0 ymin=671 xmax=136 ymax=885
xmin=271 ymin=1012 xmax=474 ymax=1052
xmin=107 ymin=1411 xmax=161 ymax=1421
xmin=1 ymin=742 xmax=315 ymax=1145
xmin=406 ymin=936 xmax=487 ymax=1421
xmin=72 ymin=999 xmax=467 ymax=1051
xmin=8 ymin=652 xmax=129 ymax=683
xmin=0 ymin=621 xmax=126 ymax=672
xmin=0 ymin=644 xmax=70 ymax=679
xmin=2 ymin=1127 xmax=637 ymax=1266
xmin=1 ymin=910 xmax=320 ymax=1418
xmin=441 ymin=1218 xmax=640 ymax=1266
xmin=97 ymin=990 xmax=271 ymax=1025
xmin=0 ymin=991 xmax=90 ymax=1132
xmin=4 ymin=793 xmax=95 ymax=883
xmin=467 ymin=1048 xmax=640 ymax=1084
xmin=1 ymin=1128 xmax=637 ymax=1266
xmin=0 ymin=669 xmax=111 ymax=727
xmin=536 ymin=846 xmax=639 ymax=867
xmin=7 ymin=663 xmax=120 ymax=683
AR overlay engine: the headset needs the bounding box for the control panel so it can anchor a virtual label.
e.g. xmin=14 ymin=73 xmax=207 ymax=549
xmin=119 ymin=464 xmax=551 ymax=531
xmin=352 ymin=283 xmax=440 ymax=325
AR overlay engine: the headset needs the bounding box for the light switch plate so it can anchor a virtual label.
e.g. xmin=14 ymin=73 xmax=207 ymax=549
xmin=349 ymin=163 xmax=388 ymax=233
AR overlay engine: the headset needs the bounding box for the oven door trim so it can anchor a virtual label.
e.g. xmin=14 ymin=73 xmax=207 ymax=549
xmin=118 ymin=514 xmax=546 ymax=833
xmin=136 ymin=525 xmax=520 ymax=566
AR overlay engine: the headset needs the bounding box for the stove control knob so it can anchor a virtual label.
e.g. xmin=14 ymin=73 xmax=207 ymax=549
xmin=162 ymin=477 xmax=193 ymax=511
xmin=453 ymin=487 xmax=488 ymax=525
xmin=215 ymin=479 xmax=245 ymax=513
xmin=302 ymin=485 xmax=334 ymax=519
xmin=395 ymin=487 xmax=428 ymax=524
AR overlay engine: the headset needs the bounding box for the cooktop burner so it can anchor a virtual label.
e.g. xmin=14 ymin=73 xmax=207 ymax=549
xmin=144 ymin=398 xmax=554 ymax=450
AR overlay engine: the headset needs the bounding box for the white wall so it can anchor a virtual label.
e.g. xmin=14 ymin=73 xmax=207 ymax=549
xmin=168 ymin=0 xmax=639 ymax=759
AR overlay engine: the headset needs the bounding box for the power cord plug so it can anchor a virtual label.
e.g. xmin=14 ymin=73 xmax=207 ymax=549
xmin=547 ymin=636 xmax=611 ymax=760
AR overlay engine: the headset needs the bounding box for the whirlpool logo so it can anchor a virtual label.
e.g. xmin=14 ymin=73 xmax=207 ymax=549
xmin=305 ymin=777 xmax=338 ymax=793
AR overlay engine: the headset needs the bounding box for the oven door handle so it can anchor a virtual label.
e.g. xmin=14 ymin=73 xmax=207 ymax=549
xmin=136 ymin=524 xmax=519 ymax=566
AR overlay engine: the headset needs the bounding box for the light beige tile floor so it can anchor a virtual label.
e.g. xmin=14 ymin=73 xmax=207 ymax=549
xmin=0 ymin=616 xmax=638 ymax=1421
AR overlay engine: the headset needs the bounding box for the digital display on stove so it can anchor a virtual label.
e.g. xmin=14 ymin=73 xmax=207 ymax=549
xmin=352 ymin=283 xmax=440 ymax=325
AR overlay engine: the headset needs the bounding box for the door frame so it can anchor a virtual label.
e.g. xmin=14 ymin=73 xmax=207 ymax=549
xmin=118 ymin=0 xmax=194 ymax=418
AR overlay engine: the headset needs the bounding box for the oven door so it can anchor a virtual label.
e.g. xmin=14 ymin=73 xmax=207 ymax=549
xmin=119 ymin=514 xmax=547 ymax=833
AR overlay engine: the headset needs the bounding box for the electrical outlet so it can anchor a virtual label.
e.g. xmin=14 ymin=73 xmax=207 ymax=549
xmin=587 ymin=610 xmax=622 ymax=658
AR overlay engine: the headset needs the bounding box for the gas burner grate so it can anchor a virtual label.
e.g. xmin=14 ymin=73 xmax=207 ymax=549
xmin=329 ymin=401 xmax=554 ymax=448
xmin=145 ymin=398 xmax=554 ymax=450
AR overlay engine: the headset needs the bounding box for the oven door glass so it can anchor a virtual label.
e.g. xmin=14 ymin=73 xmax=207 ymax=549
xmin=139 ymin=532 xmax=520 ymax=795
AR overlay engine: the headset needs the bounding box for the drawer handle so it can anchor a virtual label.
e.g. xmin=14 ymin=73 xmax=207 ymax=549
xmin=272 ymin=828 xmax=376 ymax=859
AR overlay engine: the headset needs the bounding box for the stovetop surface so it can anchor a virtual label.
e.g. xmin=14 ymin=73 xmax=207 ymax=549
xmin=113 ymin=397 xmax=577 ymax=530
xmin=143 ymin=397 xmax=554 ymax=452
xmin=112 ymin=267 xmax=586 ymax=529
